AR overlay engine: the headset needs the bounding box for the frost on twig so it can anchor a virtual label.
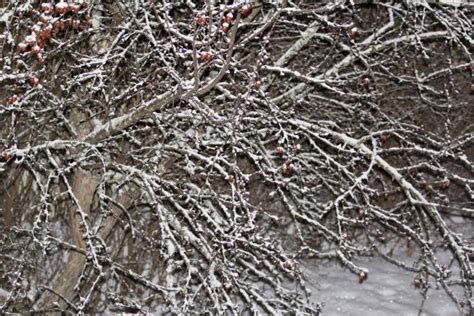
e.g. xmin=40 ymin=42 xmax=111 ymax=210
xmin=0 ymin=1 xmax=472 ymax=315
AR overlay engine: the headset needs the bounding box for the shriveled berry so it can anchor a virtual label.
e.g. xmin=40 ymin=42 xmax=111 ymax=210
xmin=200 ymin=51 xmax=213 ymax=62
xmin=240 ymin=4 xmax=251 ymax=15
xmin=196 ymin=15 xmax=208 ymax=26
xmin=29 ymin=75 xmax=40 ymax=86
xmin=224 ymin=13 xmax=233 ymax=23
xmin=17 ymin=42 xmax=28 ymax=53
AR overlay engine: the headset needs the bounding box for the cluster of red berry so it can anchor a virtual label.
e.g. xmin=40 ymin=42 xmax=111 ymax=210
xmin=239 ymin=2 xmax=253 ymax=15
xmin=274 ymin=259 xmax=293 ymax=270
xmin=196 ymin=1 xmax=254 ymax=63
xmin=220 ymin=12 xmax=234 ymax=33
xmin=1 ymin=152 xmax=13 ymax=163
xmin=7 ymin=1 xmax=88 ymax=105
xmin=275 ymin=144 xmax=302 ymax=175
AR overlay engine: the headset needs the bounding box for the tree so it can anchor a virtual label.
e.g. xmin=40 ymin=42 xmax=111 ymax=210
xmin=1 ymin=0 xmax=473 ymax=314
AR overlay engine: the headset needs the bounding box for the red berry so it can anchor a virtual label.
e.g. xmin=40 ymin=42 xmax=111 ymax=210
xmin=275 ymin=146 xmax=285 ymax=154
xmin=224 ymin=13 xmax=233 ymax=23
xmin=221 ymin=22 xmax=229 ymax=33
xmin=55 ymin=1 xmax=68 ymax=14
xmin=31 ymin=45 xmax=41 ymax=55
xmin=200 ymin=51 xmax=213 ymax=62
xmin=227 ymin=175 xmax=235 ymax=182
xmin=349 ymin=27 xmax=358 ymax=39
xmin=281 ymin=165 xmax=290 ymax=174
xmin=16 ymin=59 xmax=25 ymax=68
xmin=40 ymin=14 xmax=50 ymax=24
xmin=36 ymin=53 xmax=43 ymax=64
xmin=439 ymin=179 xmax=450 ymax=189
xmin=362 ymin=77 xmax=370 ymax=87
xmin=17 ymin=42 xmax=28 ymax=53
xmin=7 ymin=95 xmax=18 ymax=104
xmin=32 ymin=24 xmax=42 ymax=35
xmin=255 ymin=80 xmax=261 ymax=89
xmin=55 ymin=20 xmax=66 ymax=31
xmin=41 ymin=3 xmax=52 ymax=12
xmin=282 ymin=163 xmax=295 ymax=175
xmin=41 ymin=24 xmax=53 ymax=39
xmin=2 ymin=152 xmax=13 ymax=161
xmin=196 ymin=15 xmax=208 ymax=26
xmin=29 ymin=75 xmax=40 ymax=86
xmin=72 ymin=19 xmax=81 ymax=29
xmin=240 ymin=4 xmax=251 ymax=15
xmin=71 ymin=4 xmax=81 ymax=13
